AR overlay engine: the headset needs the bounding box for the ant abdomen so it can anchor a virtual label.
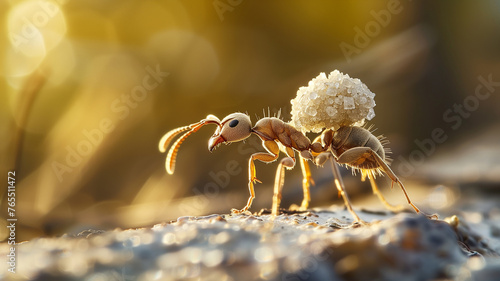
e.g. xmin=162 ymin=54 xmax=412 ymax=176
xmin=331 ymin=126 xmax=385 ymax=170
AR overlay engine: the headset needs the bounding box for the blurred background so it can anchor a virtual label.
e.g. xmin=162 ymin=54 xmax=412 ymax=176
xmin=1 ymin=0 xmax=500 ymax=241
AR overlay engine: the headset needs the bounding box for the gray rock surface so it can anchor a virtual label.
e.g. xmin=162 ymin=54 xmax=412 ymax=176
xmin=3 ymin=208 xmax=499 ymax=281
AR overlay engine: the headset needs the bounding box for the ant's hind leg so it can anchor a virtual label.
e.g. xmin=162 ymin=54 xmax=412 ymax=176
xmin=371 ymin=152 xmax=438 ymax=219
xmin=337 ymin=147 xmax=420 ymax=213
xmin=367 ymin=174 xmax=405 ymax=212
xmin=338 ymin=147 xmax=437 ymax=219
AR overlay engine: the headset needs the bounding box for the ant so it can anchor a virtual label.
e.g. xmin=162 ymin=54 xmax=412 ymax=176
xmin=159 ymin=111 xmax=433 ymax=223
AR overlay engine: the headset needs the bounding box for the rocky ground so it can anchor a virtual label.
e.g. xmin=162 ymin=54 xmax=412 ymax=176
xmin=3 ymin=127 xmax=500 ymax=280
xmin=2 ymin=203 xmax=499 ymax=281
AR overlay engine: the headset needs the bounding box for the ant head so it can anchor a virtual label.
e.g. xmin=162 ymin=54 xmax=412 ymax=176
xmin=209 ymin=113 xmax=252 ymax=151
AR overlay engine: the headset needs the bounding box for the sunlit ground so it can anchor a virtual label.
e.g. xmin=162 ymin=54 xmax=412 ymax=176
xmin=1 ymin=1 xmax=499 ymax=244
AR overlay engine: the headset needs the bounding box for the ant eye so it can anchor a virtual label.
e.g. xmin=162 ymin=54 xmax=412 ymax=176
xmin=229 ymin=119 xmax=240 ymax=128
xmin=229 ymin=119 xmax=239 ymax=128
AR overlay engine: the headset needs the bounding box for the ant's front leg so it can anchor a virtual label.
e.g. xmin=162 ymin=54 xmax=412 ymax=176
xmin=231 ymin=140 xmax=279 ymax=214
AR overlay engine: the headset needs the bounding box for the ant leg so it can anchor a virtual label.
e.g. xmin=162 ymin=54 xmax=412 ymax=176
xmin=314 ymin=152 xmax=331 ymax=166
xmin=337 ymin=147 xmax=437 ymax=218
xmin=367 ymin=174 xmax=405 ymax=212
xmin=316 ymin=152 xmax=363 ymax=222
xmin=312 ymin=151 xmax=364 ymax=223
xmin=328 ymin=157 xmax=363 ymax=223
xmin=232 ymin=140 xmax=279 ymax=214
xmin=271 ymin=147 xmax=295 ymax=216
xmin=370 ymin=151 xmax=437 ymax=219
xmin=297 ymin=156 xmax=314 ymax=211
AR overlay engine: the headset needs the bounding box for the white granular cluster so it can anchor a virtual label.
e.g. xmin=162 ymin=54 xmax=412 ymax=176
xmin=290 ymin=70 xmax=376 ymax=133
